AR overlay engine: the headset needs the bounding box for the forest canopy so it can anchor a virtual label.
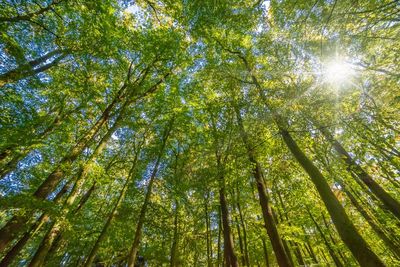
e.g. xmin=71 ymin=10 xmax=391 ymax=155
xmin=0 ymin=0 xmax=399 ymax=266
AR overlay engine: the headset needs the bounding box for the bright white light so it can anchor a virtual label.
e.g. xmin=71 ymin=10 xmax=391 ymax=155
xmin=124 ymin=4 xmax=140 ymax=15
xmin=323 ymin=60 xmax=355 ymax=86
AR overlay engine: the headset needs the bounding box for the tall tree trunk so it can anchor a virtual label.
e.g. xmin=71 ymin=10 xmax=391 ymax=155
xmin=28 ymin=220 xmax=61 ymax=267
xmin=0 ymin=82 xmax=127 ymax=252
xmin=126 ymin=161 xmax=158 ymax=267
xmin=224 ymin=46 xmax=385 ymax=267
xmin=0 ymin=0 xmax=64 ymax=23
xmin=216 ymin=154 xmax=239 ymax=267
xmin=262 ymin=238 xmax=270 ymax=267
xmin=307 ymin=209 xmax=344 ymax=267
xmin=219 ymin=185 xmax=238 ymax=267
xmin=235 ymin=186 xmax=250 ymax=266
xmin=0 ymin=103 xmax=81 ymax=180
xmin=30 ymin=182 xmax=98 ymax=267
xmin=78 ymin=154 xmax=140 ymax=267
xmin=0 ymin=180 xmax=71 ymax=266
xmin=75 ymin=182 xmax=97 ymax=212
xmin=234 ymin=215 xmax=245 ymax=266
xmin=44 ymin=182 xmax=97 ymax=265
xmin=234 ymin=105 xmax=292 ymax=267
xmin=205 ymin=192 xmax=213 ymax=267
xmin=0 ymin=50 xmax=68 ymax=86
xmin=170 ymin=200 xmax=179 ymax=267
xmin=217 ymin=207 xmax=222 ymax=267
xmin=319 ymin=126 xmax=400 ymax=219
xmin=127 ymin=120 xmax=173 ymax=267
xmin=343 ymin=185 xmax=400 ymax=258
xmin=280 ymin=234 xmax=295 ymax=267
xmin=21 ymin=110 xmax=128 ymax=265
xmin=34 ymin=153 xmax=134 ymax=267
xmin=321 ymin=213 xmax=349 ymax=264
xmin=317 ymin=137 xmax=400 ymax=258
xmin=0 ymin=60 xmax=164 ymax=252
xmin=280 ymin=129 xmax=384 ymax=267
xmin=82 ymin=160 xmax=137 ymax=267
xmin=302 ymin=226 xmax=318 ymax=264
xmin=274 ymin=184 xmax=305 ymax=266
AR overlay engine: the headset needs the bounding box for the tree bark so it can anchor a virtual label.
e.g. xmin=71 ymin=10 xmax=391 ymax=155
xmin=219 ymin=185 xmax=238 ymax=267
xmin=255 ymin=66 xmax=383 ymax=266
xmin=280 ymin=129 xmax=384 ymax=267
xmin=127 ymin=120 xmax=173 ymax=267
xmin=343 ymin=185 xmax=400 ymax=259
xmin=321 ymin=213 xmax=349 ymax=263
xmin=0 ymin=0 xmax=64 ymax=23
xmin=222 ymin=45 xmax=386 ymax=266
xmin=0 ymin=180 xmax=71 ymax=266
xmin=302 ymin=226 xmax=318 ymax=264
xmin=43 ymin=182 xmax=97 ymax=265
xmin=204 ymin=192 xmax=213 ymax=267
xmin=307 ymin=209 xmax=344 ymax=267
xmin=39 ymin=121 xmax=138 ymax=265
xmin=217 ymin=208 xmax=222 ymax=267
xmin=274 ymin=184 xmax=306 ymax=266
xmin=170 ymin=200 xmax=179 ymax=267
xmin=262 ymin=238 xmax=270 ymax=267
xmin=0 ymin=64 xmax=137 ymax=252
xmin=82 ymin=181 xmax=130 ymax=267
xmin=234 ymin=215 xmax=245 ymax=266
xmin=234 ymin=105 xmax=292 ymax=267
xmin=235 ymin=186 xmax=250 ymax=266
xmin=319 ymin=126 xmax=400 ymax=219
xmin=82 ymin=158 xmax=138 ymax=267
xmin=0 ymin=103 xmax=81 ymax=180
xmin=0 ymin=50 xmax=68 ymax=86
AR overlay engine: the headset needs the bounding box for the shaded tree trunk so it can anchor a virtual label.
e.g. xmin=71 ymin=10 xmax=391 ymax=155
xmin=0 ymin=61 xmax=164 ymax=252
xmin=170 ymin=200 xmax=179 ymax=267
xmin=204 ymin=192 xmax=213 ymax=267
xmin=35 ymin=152 xmax=134 ymax=267
xmin=217 ymin=208 xmax=222 ymax=267
xmin=82 ymin=160 xmax=137 ymax=267
xmin=343 ymin=186 xmax=400 ymax=259
xmin=262 ymin=238 xmax=270 ymax=267
xmin=307 ymin=209 xmax=344 ymax=267
xmin=280 ymin=129 xmax=384 ymax=267
xmin=0 ymin=180 xmax=71 ymax=266
xmin=319 ymin=126 xmax=400 ymax=219
xmin=0 ymin=0 xmax=64 ymax=23
xmin=127 ymin=120 xmax=173 ymax=267
xmin=0 ymin=82 xmax=127 ymax=252
xmin=234 ymin=215 xmax=245 ymax=266
xmin=223 ymin=45 xmax=386 ymax=267
xmin=24 ymin=110 xmax=129 ymax=265
xmin=0 ymin=50 xmax=68 ymax=86
xmin=43 ymin=182 xmax=97 ymax=265
xmin=0 ymin=103 xmax=82 ymax=180
xmin=235 ymin=186 xmax=250 ymax=266
xmin=217 ymin=154 xmax=239 ymax=267
xmin=274 ymin=185 xmax=305 ymax=266
xmin=219 ymin=185 xmax=238 ymax=267
xmin=302 ymin=226 xmax=318 ymax=264
xmin=234 ymin=105 xmax=292 ymax=267
xmin=321 ymin=213 xmax=349 ymax=264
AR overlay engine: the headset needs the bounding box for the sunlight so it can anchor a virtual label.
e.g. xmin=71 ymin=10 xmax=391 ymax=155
xmin=125 ymin=4 xmax=140 ymax=14
xmin=323 ymin=59 xmax=355 ymax=86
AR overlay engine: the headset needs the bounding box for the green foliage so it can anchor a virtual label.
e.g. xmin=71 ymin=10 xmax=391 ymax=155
xmin=0 ymin=0 xmax=399 ymax=266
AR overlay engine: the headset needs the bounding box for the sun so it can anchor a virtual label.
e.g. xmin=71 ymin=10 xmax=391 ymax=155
xmin=323 ymin=59 xmax=355 ymax=86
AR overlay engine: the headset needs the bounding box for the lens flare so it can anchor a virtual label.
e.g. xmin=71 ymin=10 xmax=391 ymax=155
xmin=323 ymin=60 xmax=355 ymax=86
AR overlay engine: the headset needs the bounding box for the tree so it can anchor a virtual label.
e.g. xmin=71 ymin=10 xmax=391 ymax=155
xmin=1 ymin=0 xmax=399 ymax=266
